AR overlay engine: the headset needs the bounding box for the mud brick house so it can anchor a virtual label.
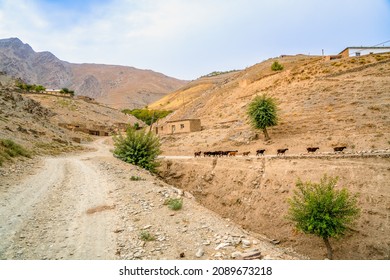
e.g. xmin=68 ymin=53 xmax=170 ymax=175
xmin=154 ymin=119 xmax=201 ymax=135
xmin=58 ymin=122 xmax=109 ymax=136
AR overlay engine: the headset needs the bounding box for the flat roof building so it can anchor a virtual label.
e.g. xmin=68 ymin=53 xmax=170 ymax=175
xmin=154 ymin=119 xmax=201 ymax=135
xmin=339 ymin=47 xmax=390 ymax=58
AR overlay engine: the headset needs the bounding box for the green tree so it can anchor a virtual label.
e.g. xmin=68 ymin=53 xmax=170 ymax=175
xmin=247 ymin=94 xmax=278 ymax=141
xmin=287 ymin=174 xmax=360 ymax=259
xmin=113 ymin=128 xmax=161 ymax=172
xmin=271 ymin=61 xmax=284 ymax=71
xmin=34 ymin=85 xmax=46 ymax=92
xmin=60 ymin=88 xmax=75 ymax=96
xmin=122 ymin=108 xmax=172 ymax=126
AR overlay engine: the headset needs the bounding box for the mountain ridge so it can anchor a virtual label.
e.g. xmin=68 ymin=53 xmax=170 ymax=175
xmin=0 ymin=37 xmax=187 ymax=109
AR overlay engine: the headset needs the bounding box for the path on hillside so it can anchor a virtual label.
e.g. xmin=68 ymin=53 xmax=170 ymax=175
xmin=160 ymin=150 xmax=390 ymax=160
xmin=0 ymin=138 xmax=304 ymax=260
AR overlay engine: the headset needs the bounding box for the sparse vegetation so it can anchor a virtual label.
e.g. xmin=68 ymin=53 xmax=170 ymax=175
xmin=60 ymin=88 xmax=75 ymax=97
xmin=130 ymin=175 xmax=144 ymax=181
xmin=0 ymin=139 xmax=31 ymax=166
xmin=56 ymin=99 xmax=77 ymax=111
xmin=287 ymin=174 xmax=360 ymax=259
xmin=113 ymin=128 xmax=161 ymax=172
xmin=122 ymin=108 xmax=172 ymax=126
xmin=271 ymin=61 xmax=284 ymax=71
xmin=16 ymin=81 xmax=46 ymax=92
xmin=164 ymin=198 xmax=183 ymax=211
xmin=247 ymin=94 xmax=278 ymax=141
xmin=139 ymin=230 xmax=155 ymax=241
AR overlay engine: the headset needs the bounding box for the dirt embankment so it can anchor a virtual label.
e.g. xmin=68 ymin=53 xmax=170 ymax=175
xmin=0 ymin=138 xmax=303 ymax=260
xmin=158 ymin=154 xmax=390 ymax=260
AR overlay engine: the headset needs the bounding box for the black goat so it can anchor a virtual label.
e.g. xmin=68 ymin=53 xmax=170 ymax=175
xmin=307 ymin=147 xmax=319 ymax=153
xmin=277 ymin=148 xmax=289 ymax=156
xmin=194 ymin=151 xmax=202 ymax=157
xmin=333 ymin=146 xmax=347 ymax=152
xmin=256 ymin=149 xmax=265 ymax=156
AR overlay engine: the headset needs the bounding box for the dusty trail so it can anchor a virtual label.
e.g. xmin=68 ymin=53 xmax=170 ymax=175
xmin=0 ymin=139 xmax=117 ymax=259
xmin=0 ymin=138 xmax=303 ymax=260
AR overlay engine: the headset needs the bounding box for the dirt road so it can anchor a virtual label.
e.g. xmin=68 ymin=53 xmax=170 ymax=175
xmin=0 ymin=139 xmax=117 ymax=259
xmin=0 ymin=138 xmax=303 ymax=260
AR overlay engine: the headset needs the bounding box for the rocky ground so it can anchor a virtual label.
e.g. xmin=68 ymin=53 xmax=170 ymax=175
xmin=0 ymin=138 xmax=305 ymax=260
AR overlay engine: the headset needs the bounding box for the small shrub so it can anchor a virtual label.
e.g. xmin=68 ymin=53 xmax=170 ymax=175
xmin=130 ymin=175 xmax=143 ymax=181
xmin=139 ymin=230 xmax=155 ymax=241
xmin=287 ymin=174 xmax=360 ymax=259
xmin=0 ymin=139 xmax=31 ymax=166
xmin=113 ymin=128 xmax=161 ymax=172
xmin=164 ymin=198 xmax=183 ymax=211
xmin=271 ymin=61 xmax=284 ymax=71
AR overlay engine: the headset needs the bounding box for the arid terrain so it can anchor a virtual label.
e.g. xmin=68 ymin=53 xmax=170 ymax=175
xmin=158 ymin=152 xmax=390 ymax=260
xmin=152 ymin=53 xmax=390 ymax=259
xmin=1 ymin=51 xmax=389 ymax=260
xmin=0 ymin=138 xmax=303 ymax=260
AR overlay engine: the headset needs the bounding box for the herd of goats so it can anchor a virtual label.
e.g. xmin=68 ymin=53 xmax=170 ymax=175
xmin=194 ymin=146 xmax=347 ymax=157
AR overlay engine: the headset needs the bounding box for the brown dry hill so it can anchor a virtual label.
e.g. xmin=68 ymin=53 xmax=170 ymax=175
xmin=0 ymin=38 xmax=187 ymax=110
xmin=150 ymin=53 xmax=390 ymax=154
xmin=152 ymin=53 xmax=390 ymax=260
xmin=0 ymin=73 xmax=139 ymax=158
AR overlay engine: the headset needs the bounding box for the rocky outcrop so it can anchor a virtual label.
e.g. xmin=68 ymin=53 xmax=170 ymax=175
xmin=76 ymin=75 xmax=102 ymax=98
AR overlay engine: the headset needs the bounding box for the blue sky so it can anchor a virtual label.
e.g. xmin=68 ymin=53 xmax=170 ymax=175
xmin=0 ymin=0 xmax=389 ymax=80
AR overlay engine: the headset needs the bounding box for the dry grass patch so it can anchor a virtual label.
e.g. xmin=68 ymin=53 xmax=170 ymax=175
xmin=86 ymin=204 xmax=116 ymax=215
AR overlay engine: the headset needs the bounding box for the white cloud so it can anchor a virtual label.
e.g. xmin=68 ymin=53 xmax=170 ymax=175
xmin=0 ymin=0 xmax=389 ymax=79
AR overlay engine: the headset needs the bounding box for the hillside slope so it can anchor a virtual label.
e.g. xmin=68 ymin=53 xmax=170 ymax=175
xmin=152 ymin=54 xmax=390 ymax=155
xmin=0 ymin=38 xmax=187 ymax=109
xmin=0 ymin=73 xmax=139 ymax=162
xmin=153 ymin=53 xmax=390 ymax=259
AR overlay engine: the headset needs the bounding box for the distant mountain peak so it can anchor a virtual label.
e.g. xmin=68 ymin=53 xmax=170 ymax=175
xmin=0 ymin=37 xmax=32 ymax=49
xmin=0 ymin=37 xmax=187 ymax=109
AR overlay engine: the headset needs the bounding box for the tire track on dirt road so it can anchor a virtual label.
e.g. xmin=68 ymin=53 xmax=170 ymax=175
xmin=0 ymin=139 xmax=117 ymax=259
xmin=1 ymin=138 xmax=305 ymax=260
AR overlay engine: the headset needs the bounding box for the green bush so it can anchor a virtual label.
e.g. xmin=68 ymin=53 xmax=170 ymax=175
xmin=16 ymin=82 xmax=46 ymax=92
xmin=122 ymin=108 xmax=172 ymax=125
xmin=60 ymin=88 xmax=75 ymax=97
xmin=113 ymin=128 xmax=161 ymax=172
xmin=164 ymin=198 xmax=183 ymax=211
xmin=130 ymin=175 xmax=144 ymax=181
xmin=287 ymin=174 xmax=360 ymax=259
xmin=0 ymin=139 xmax=31 ymax=166
xmin=139 ymin=230 xmax=155 ymax=241
xmin=271 ymin=61 xmax=284 ymax=71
